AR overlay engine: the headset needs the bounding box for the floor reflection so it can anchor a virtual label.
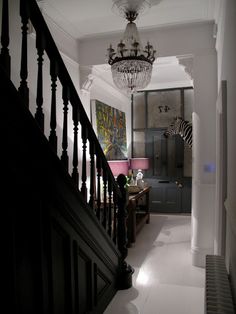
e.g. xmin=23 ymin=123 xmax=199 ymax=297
xmin=104 ymin=214 xmax=205 ymax=314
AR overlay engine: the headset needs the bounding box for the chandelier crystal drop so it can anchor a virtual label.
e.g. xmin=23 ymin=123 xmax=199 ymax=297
xmin=107 ymin=9 xmax=156 ymax=94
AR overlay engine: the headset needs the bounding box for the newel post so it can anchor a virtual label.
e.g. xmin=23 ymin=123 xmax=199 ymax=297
xmin=116 ymin=174 xmax=134 ymax=289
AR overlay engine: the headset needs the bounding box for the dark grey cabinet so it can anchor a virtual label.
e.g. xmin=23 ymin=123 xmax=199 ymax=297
xmin=145 ymin=178 xmax=191 ymax=213
xmin=146 ymin=179 xmax=182 ymax=212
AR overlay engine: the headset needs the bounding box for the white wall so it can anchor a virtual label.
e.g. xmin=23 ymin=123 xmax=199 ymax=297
xmin=215 ymin=0 xmax=236 ymax=300
xmin=78 ymin=22 xmax=216 ymax=65
xmin=191 ymin=51 xmax=217 ymax=266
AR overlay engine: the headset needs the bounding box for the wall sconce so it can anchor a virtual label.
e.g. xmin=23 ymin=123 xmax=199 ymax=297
xmin=130 ymin=158 xmax=150 ymax=188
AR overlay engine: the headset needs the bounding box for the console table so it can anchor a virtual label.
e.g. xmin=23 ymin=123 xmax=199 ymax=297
xmin=126 ymin=186 xmax=151 ymax=247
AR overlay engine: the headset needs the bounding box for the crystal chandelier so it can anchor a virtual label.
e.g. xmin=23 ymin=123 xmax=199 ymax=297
xmin=107 ymin=1 xmax=156 ymax=94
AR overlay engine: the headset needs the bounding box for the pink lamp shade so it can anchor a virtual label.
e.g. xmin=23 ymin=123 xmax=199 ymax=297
xmin=108 ymin=160 xmax=129 ymax=177
xmin=130 ymin=158 xmax=150 ymax=170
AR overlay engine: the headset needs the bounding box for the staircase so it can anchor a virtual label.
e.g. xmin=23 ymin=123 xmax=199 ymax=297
xmin=1 ymin=0 xmax=132 ymax=313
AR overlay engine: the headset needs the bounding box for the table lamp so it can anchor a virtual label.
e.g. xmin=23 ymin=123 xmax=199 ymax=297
xmin=107 ymin=160 xmax=129 ymax=178
xmin=130 ymin=158 xmax=150 ymax=188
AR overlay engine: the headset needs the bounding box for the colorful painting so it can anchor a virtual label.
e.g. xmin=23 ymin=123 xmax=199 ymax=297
xmin=91 ymin=100 xmax=127 ymax=160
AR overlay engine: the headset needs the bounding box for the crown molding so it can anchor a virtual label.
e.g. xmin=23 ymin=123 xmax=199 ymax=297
xmin=178 ymin=55 xmax=194 ymax=80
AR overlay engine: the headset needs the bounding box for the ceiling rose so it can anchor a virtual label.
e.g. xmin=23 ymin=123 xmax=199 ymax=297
xmin=112 ymin=0 xmax=151 ymax=18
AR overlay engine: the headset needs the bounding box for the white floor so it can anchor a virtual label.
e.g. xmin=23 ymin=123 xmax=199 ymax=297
xmin=104 ymin=214 xmax=205 ymax=314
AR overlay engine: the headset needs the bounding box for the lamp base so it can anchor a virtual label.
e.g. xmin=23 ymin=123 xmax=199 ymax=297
xmin=137 ymin=179 xmax=145 ymax=189
xmin=136 ymin=169 xmax=144 ymax=188
xmin=136 ymin=169 xmax=143 ymax=181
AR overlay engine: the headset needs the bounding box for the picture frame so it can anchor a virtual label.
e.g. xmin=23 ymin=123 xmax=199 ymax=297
xmin=147 ymin=89 xmax=183 ymax=128
xmin=90 ymin=100 xmax=128 ymax=160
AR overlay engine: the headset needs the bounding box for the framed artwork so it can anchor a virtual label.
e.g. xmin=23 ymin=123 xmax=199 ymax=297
xmin=91 ymin=100 xmax=128 ymax=160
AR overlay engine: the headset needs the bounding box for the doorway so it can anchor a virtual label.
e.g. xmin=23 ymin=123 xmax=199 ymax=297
xmin=132 ymin=87 xmax=193 ymax=213
xmin=145 ymin=129 xmax=191 ymax=213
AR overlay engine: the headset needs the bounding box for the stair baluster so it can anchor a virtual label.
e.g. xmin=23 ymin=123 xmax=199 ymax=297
xmin=81 ymin=126 xmax=88 ymax=200
xmin=61 ymin=86 xmax=69 ymax=171
xmin=102 ymin=168 xmax=108 ymax=229
xmin=96 ymin=156 xmax=102 ymax=220
xmin=113 ymin=190 xmax=118 ymax=244
xmin=35 ymin=31 xmax=45 ymax=131
xmin=0 ymin=0 xmax=10 ymax=77
xmin=72 ymin=104 xmax=79 ymax=187
xmin=48 ymin=60 xmax=58 ymax=152
xmin=18 ymin=0 xmax=29 ymax=107
xmin=108 ymin=178 xmax=113 ymax=236
xmin=89 ymin=141 xmax=95 ymax=210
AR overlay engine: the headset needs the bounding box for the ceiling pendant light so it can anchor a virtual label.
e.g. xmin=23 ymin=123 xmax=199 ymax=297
xmin=107 ymin=1 xmax=157 ymax=94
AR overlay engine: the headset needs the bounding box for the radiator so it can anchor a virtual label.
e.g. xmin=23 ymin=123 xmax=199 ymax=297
xmin=205 ymin=255 xmax=235 ymax=314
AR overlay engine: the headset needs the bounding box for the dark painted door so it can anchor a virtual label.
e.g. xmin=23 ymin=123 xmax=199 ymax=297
xmin=145 ymin=130 xmax=191 ymax=213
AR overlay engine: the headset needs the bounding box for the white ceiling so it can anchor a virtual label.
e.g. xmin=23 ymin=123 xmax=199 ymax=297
xmin=39 ymin=0 xmax=218 ymax=91
xmin=40 ymin=0 xmax=217 ymax=40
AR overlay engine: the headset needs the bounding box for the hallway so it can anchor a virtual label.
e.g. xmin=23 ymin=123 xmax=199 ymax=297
xmin=104 ymin=214 xmax=205 ymax=314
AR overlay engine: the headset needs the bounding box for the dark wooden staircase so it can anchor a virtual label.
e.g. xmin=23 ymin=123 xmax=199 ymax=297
xmin=1 ymin=0 xmax=133 ymax=313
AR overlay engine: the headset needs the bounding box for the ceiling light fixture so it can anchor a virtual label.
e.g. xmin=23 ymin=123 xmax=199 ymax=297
xmin=107 ymin=0 xmax=157 ymax=94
